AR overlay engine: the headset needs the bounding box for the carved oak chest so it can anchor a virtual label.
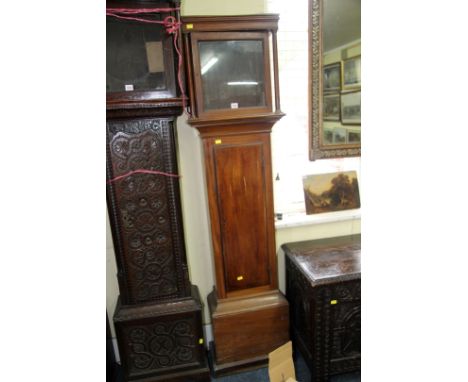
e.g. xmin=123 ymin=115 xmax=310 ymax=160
xmin=283 ymin=235 xmax=361 ymax=381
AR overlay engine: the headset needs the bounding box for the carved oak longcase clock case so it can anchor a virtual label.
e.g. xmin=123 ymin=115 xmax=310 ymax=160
xmin=182 ymin=15 xmax=290 ymax=375
xmin=106 ymin=1 xmax=209 ymax=381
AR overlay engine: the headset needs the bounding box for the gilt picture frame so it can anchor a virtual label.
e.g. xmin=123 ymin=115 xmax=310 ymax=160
xmin=308 ymin=0 xmax=361 ymax=160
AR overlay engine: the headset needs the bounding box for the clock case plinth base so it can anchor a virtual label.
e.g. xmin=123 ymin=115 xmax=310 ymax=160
xmin=114 ymin=286 xmax=210 ymax=382
xmin=206 ymin=289 xmax=289 ymax=376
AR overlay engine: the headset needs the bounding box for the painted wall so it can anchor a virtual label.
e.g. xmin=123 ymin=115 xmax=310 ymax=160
xmin=106 ymin=0 xmax=361 ymax=336
xmin=181 ymin=0 xmax=266 ymax=15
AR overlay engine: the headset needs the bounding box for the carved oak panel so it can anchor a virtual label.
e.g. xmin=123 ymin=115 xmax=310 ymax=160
xmin=114 ymin=290 xmax=208 ymax=381
xmin=122 ymin=319 xmax=201 ymax=375
xmin=106 ymin=118 xmax=191 ymax=304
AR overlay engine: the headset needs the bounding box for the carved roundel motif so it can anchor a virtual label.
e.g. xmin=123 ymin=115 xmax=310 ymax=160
xmin=128 ymin=228 xmax=169 ymax=254
xmin=134 ymin=210 xmax=158 ymax=232
xmin=149 ymin=335 xmax=176 ymax=356
xmin=130 ymin=328 xmax=148 ymax=342
xmin=173 ymin=322 xmax=190 ymax=335
xmin=131 ymin=250 xmax=146 ymax=268
xmin=175 ymin=347 xmax=193 ymax=362
xmin=133 ymin=354 xmax=152 ymax=369
xmin=144 ymin=263 xmax=163 ymax=281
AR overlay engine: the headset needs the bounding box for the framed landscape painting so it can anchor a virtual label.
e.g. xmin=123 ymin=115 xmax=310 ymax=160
xmin=333 ymin=127 xmax=347 ymax=143
xmin=341 ymin=91 xmax=361 ymax=125
xmin=323 ymin=128 xmax=334 ymax=145
xmin=303 ymin=171 xmax=360 ymax=214
xmin=342 ymin=55 xmax=361 ymax=90
xmin=348 ymin=129 xmax=361 ymax=143
xmin=323 ymin=62 xmax=341 ymax=92
xmin=323 ymin=93 xmax=340 ymax=121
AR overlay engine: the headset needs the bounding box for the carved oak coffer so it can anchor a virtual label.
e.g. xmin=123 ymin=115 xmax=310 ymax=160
xmin=114 ymin=286 xmax=208 ymax=382
xmin=106 ymin=117 xmax=191 ymax=306
xmin=283 ymin=235 xmax=361 ymax=382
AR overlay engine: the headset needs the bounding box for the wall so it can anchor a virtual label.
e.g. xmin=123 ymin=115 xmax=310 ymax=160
xmin=106 ymin=0 xmax=361 ymax=338
xmin=181 ymin=0 xmax=266 ymax=15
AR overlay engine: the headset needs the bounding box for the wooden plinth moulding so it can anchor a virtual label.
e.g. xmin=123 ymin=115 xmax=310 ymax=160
xmin=182 ymin=14 xmax=289 ymax=375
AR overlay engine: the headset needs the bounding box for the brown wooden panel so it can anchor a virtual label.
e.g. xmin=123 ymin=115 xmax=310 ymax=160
xmin=182 ymin=14 xmax=279 ymax=33
xmin=209 ymin=291 xmax=289 ymax=364
xmin=212 ymin=140 xmax=270 ymax=292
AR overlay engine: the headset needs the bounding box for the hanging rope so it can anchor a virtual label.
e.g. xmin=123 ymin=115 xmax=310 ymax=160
xmin=106 ymin=7 xmax=180 ymax=15
xmin=106 ymin=7 xmax=189 ymax=112
xmin=107 ymin=169 xmax=181 ymax=185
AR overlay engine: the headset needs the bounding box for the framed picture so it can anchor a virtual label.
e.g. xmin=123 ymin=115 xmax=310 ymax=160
xmin=323 ymin=93 xmax=340 ymax=121
xmin=323 ymin=62 xmax=341 ymax=92
xmin=342 ymin=55 xmax=361 ymax=90
xmin=333 ymin=127 xmax=347 ymax=143
xmin=303 ymin=171 xmax=360 ymax=214
xmin=348 ymin=130 xmax=361 ymax=143
xmin=323 ymin=128 xmax=334 ymax=145
xmin=333 ymin=127 xmax=348 ymax=144
xmin=341 ymin=91 xmax=361 ymax=125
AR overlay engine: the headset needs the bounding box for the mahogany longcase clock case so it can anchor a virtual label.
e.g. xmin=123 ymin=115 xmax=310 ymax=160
xmin=182 ymin=15 xmax=290 ymax=375
xmin=106 ymin=1 xmax=209 ymax=381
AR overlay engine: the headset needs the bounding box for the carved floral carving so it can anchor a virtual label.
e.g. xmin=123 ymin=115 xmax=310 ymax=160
xmin=124 ymin=319 xmax=198 ymax=373
xmin=107 ymin=118 xmax=190 ymax=304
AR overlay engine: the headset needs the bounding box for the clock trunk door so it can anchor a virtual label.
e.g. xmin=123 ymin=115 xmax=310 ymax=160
xmin=211 ymin=133 xmax=274 ymax=294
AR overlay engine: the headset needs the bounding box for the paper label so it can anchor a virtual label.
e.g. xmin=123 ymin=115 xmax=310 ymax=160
xmin=186 ymin=23 xmax=194 ymax=30
xmin=145 ymin=41 xmax=164 ymax=73
xmin=125 ymin=84 xmax=134 ymax=91
xmin=330 ymin=299 xmax=338 ymax=305
xmin=215 ymin=139 xmax=222 ymax=144
xmin=230 ymin=102 xmax=239 ymax=109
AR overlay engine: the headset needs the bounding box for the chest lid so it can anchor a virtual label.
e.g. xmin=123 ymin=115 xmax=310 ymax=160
xmin=282 ymin=234 xmax=360 ymax=286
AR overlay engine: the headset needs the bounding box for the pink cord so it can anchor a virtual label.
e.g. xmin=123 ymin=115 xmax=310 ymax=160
xmin=107 ymin=169 xmax=181 ymax=184
xmin=106 ymin=7 xmax=180 ymax=14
